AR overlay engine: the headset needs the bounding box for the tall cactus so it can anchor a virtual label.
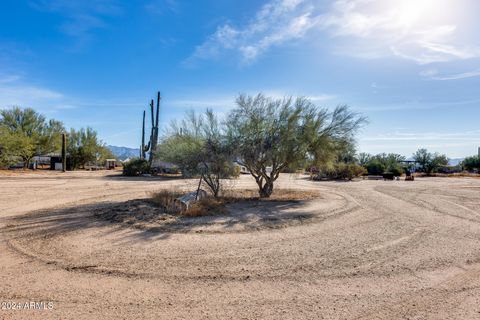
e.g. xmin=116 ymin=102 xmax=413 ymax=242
xmin=148 ymin=92 xmax=160 ymax=167
xmin=139 ymin=91 xmax=161 ymax=168
xmin=140 ymin=110 xmax=151 ymax=159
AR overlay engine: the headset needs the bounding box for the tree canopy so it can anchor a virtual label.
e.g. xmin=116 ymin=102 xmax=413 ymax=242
xmin=0 ymin=107 xmax=65 ymax=167
xmin=412 ymin=148 xmax=449 ymax=174
xmin=157 ymin=110 xmax=235 ymax=197
xmin=462 ymin=155 xmax=480 ymax=171
xmin=360 ymin=153 xmax=406 ymax=176
xmin=227 ymin=94 xmax=366 ymax=197
xmin=67 ymin=127 xmax=114 ymax=169
xmin=0 ymin=106 xmax=112 ymax=170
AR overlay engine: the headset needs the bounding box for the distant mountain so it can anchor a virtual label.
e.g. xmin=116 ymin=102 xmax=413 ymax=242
xmin=403 ymin=157 xmax=463 ymax=166
xmin=449 ymin=158 xmax=464 ymax=166
xmin=107 ymin=145 xmax=140 ymax=161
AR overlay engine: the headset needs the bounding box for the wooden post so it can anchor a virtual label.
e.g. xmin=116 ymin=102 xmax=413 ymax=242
xmin=195 ymin=174 xmax=203 ymax=200
xmin=61 ymin=133 xmax=67 ymax=172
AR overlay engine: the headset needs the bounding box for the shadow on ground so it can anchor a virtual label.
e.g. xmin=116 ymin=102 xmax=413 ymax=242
xmin=101 ymin=173 xmax=185 ymax=182
xmin=1 ymin=198 xmax=315 ymax=244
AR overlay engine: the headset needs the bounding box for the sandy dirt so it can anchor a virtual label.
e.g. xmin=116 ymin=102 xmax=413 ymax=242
xmin=1 ymin=170 xmax=480 ymax=319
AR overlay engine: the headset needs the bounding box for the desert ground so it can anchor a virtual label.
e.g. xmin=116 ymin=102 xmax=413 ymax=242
xmin=1 ymin=170 xmax=480 ymax=319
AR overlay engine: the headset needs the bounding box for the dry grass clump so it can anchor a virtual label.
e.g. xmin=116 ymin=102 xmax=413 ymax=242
xmin=414 ymin=172 xmax=480 ymax=178
xmin=150 ymin=189 xmax=227 ymax=217
xmin=183 ymin=197 xmax=228 ymax=217
xmin=268 ymin=189 xmax=320 ymax=201
xmin=222 ymin=188 xmax=319 ymax=202
xmin=149 ymin=188 xmax=320 ymax=218
xmin=149 ymin=189 xmax=183 ymax=213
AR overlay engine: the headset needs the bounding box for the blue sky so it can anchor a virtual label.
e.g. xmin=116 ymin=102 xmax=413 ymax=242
xmin=1 ymin=0 xmax=479 ymax=158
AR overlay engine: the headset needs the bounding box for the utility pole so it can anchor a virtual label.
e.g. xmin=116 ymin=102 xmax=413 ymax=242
xmin=61 ymin=133 xmax=67 ymax=172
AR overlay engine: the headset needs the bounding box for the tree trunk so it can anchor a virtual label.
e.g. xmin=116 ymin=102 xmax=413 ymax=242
xmin=23 ymin=157 xmax=30 ymax=169
xmin=258 ymin=179 xmax=274 ymax=198
xmin=203 ymin=173 xmax=221 ymax=198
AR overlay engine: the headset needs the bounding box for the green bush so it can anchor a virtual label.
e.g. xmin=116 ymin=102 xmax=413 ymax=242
xmin=316 ymin=163 xmax=366 ymax=180
xmin=387 ymin=163 xmax=404 ymax=176
xmin=365 ymin=159 xmax=385 ymax=175
xmin=232 ymin=164 xmax=241 ymax=178
xmin=337 ymin=163 xmax=367 ymax=180
xmin=462 ymin=155 xmax=480 ymax=171
xmin=123 ymin=158 xmax=150 ymax=176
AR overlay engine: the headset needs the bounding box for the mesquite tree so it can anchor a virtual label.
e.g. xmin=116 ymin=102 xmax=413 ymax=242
xmin=157 ymin=110 xmax=233 ymax=197
xmin=412 ymin=148 xmax=449 ymax=174
xmin=227 ymin=94 xmax=366 ymax=198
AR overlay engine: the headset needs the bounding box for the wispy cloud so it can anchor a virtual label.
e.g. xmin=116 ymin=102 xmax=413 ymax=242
xmin=422 ymin=69 xmax=480 ymax=81
xmin=29 ymin=0 xmax=121 ymax=44
xmin=356 ymin=96 xmax=480 ymax=112
xmin=187 ymin=0 xmax=319 ymax=65
xmin=318 ymin=0 xmax=480 ymax=64
xmin=0 ymin=73 xmax=64 ymax=108
xmin=361 ymin=130 xmax=480 ymax=142
xmin=189 ymin=0 xmax=480 ymax=65
xmin=359 ymin=129 xmax=480 ymax=157
xmin=159 ymin=90 xmax=336 ymax=113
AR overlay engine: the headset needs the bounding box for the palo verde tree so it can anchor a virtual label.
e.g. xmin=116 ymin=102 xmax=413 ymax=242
xmin=0 ymin=126 xmax=34 ymax=168
xmin=462 ymin=155 xmax=480 ymax=171
xmin=67 ymin=127 xmax=113 ymax=169
xmin=0 ymin=107 xmax=65 ymax=168
xmin=412 ymin=148 xmax=449 ymax=175
xmin=361 ymin=153 xmax=406 ymax=176
xmin=227 ymin=94 xmax=366 ymax=198
xmin=157 ymin=109 xmax=234 ymax=197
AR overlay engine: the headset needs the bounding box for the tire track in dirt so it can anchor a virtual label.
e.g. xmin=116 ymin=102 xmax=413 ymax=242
xmin=2 ymin=173 xmax=480 ymax=319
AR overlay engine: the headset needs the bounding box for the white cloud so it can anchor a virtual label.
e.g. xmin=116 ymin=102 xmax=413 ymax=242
xmin=168 ymin=90 xmax=334 ymax=109
xmin=0 ymin=75 xmax=64 ymax=108
xmin=424 ymin=69 xmax=480 ymax=81
xmin=358 ymin=129 xmax=480 ymax=157
xmin=361 ymin=130 xmax=480 ymax=142
xmin=188 ymin=0 xmax=319 ymax=64
xmin=319 ymin=0 xmax=480 ymax=64
xmin=189 ymin=0 xmax=480 ymax=65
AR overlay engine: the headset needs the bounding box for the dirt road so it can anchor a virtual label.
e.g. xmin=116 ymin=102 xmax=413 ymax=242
xmin=1 ymin=170 xmax=480 ymax=319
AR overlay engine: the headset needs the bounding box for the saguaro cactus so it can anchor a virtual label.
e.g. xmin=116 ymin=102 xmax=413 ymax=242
xmin=139 ymin=91 xmax=161 ymax=168
xmin=140 ymin=110 xmax=151 ymax=159
xmin=148 ymin=92 xmax=161 ymax=167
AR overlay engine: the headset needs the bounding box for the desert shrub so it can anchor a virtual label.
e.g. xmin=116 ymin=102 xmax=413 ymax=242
xmin=157 ymin=110 xmax=235 ymax=197
xmin=123 ymin=158 xmax=150 ymax=176
xmin=412 ymin=148 xmax=449 ymax=174
xmin=182 ymin=197 xmax=227 ymax=217
xmin=362 ymin=153 xmax=406 ymax=176
xmin=150 ymin=189 xmax=183 ymax=213
xmin=150 ymin=190 xmax=228 ymax=216
xmin=323 ymin=163 xmax=366 ymax=180
xmin=365 ymin=158 xmax=386 ymax=175
xmin=388 ymin=163 xmax=404 ymax=176
xmin=168 ymin=165 xmax=180 ymax=174
xmin=462 ymin=155 xmax=480 ymax=171
xmin=231 ymin=164 xmax=241 ymax=178
xmin=222 ymin=188 xmax=319 ymax=201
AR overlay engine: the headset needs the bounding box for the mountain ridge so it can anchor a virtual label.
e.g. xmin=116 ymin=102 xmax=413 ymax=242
xmin=107 ymin=145 xmax=140 ymax=161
